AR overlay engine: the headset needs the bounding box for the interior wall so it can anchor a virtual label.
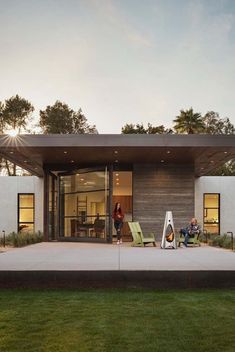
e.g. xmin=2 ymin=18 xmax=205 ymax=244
xmin=112 ymin=171 xmax=133 ymax=237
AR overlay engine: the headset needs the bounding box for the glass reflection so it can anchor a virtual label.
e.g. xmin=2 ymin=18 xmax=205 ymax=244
xmin=60 ymin=169 xmax=108 ymax=239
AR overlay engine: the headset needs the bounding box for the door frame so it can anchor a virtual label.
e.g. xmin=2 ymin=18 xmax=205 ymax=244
xmin=56 ymin=165 xmax=112 ymax=242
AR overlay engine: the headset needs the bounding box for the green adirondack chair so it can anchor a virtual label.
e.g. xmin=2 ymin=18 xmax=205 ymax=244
xmin=128 ymin=222 xmax=156 ymax=247
xmin=178 ymin=232 xmax=201 ymax=247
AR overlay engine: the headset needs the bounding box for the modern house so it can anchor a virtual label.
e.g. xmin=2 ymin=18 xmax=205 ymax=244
xmin=0 ymin=134 xmax=235 ymax=242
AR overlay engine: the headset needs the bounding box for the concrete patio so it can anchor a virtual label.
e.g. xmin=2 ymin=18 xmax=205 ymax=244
xmin=0 ymin=242 xmax=234 ymax=271
xmin=0 ymin=242 xmax=234 ymax=289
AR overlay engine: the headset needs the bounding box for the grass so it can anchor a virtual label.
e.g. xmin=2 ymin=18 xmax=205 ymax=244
xmin=0 ymin=289 xmax=234 ymax=352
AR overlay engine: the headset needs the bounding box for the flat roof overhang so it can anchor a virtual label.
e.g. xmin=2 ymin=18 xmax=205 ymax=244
xmin=0 ymin=134 xmax=235 ymax=177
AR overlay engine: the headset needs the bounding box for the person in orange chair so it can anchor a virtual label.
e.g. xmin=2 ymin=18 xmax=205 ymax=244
xmin=112 ymin=202 xmax=124 ymax=245
xmin=180 ymin=217 xmax=201 ymax=247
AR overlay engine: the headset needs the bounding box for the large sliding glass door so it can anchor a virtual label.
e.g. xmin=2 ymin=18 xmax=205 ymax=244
xmin=59 ymin=167 xmax=109 ymax=241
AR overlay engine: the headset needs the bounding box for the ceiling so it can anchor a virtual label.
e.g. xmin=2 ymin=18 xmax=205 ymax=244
xmin=0 ymin=134 xmax=234 ymax=177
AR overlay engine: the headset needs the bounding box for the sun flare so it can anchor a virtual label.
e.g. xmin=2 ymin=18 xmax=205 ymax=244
xmin=7 ymin=129 xmax=18 ymax=137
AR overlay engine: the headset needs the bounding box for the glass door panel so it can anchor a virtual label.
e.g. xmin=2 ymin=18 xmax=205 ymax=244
xmin=48 ymin=174 xmax=58 ymax=240
xmin=59 ymin=168 xmax=109 ymax=240
xmin=112 ymin=171 xmax=133 ymax=242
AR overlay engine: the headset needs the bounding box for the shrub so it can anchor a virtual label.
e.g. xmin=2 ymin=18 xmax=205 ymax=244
xmin=0 ymin=231 xmax=44 ymax=247
xmin=209 ymin=233 xmax=233 ymax=250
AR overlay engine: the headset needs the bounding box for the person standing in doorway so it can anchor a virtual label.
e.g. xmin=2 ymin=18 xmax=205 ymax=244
xmin=112 ymin=202 xmax=124 ymax=244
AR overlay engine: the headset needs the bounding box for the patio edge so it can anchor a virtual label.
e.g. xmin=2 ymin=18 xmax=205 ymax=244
xmin=0 ymin=270 xmax=235 ymax=289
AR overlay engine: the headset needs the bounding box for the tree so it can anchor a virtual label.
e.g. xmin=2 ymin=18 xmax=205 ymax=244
xmin=200 ymin=111 xmax=235 ymax=175
xmin=203 ymin=111 xmax=235 ymax=134
xmin=0 ymin=101 xmax=4 ymax=133
xmin=209 ymin=160 xmax=235 ymax=176
xmin=0 ymin=95 xmax=34 ymax=176
xmin=146 ymin=123 xmax=173 ymax=134
xmin=0 ymin=102 xmax=4 ymax=175
xmin=173 ymin=108 xmax=205 ymax=134
xmin=121 ymin=123 xmax=172 ymax=134
xmin=72 ymin=109 xmax=97 ymax=134
xmin=39 ymin=101 xmax=97 ymax=134
xmin=3 ymin=94 xmax=34 ymax=133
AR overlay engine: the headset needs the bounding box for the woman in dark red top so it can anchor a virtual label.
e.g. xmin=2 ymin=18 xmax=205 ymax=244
xmin=112 ymin=202 xmax=124 ymax=244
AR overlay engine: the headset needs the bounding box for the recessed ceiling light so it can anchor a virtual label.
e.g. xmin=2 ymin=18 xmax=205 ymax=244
xmin=9 ymin=151 xmax=14 ymax=154
xmin=224 ymin=151 xmax=228 ymax=154
xmin=115 ymin=159 xmax=118 ymax=163
xmin=64 ymin=151 xmax=68 ymax=154
xmin=34 ymin=167 xmax=38 ymax=170
xmin=80 ymin=178 xmax=84 ymax=181
xmin=167 ymin=150 xmax=171 ymax=154
xmin=116 ymin=178 xmax=119 ymax=181
xmin=210 ymin=160 xmax=214 ymax=163
xmin=70 ymin=160 xmax=74 ymax=163
xmin=201 ymin=167 xmax=204 ymax=170
xmin=24 ymin=160 xmax=28 ymax=163
xmin=116 ymin=183 xmax=119 ymax=186
xmin=76 ymin=173 xmax=80 ymax=176
xmin=115 ymin=173 xmax=119 ymax=176
xmin=114 ymin=150 xmax=118 ymax=154
xmin=161 ymin=160 xmax=165 ymax=163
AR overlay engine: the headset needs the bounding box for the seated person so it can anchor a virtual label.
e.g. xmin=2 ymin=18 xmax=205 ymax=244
xmin=180 ymin=218 xmax=201 ymax=247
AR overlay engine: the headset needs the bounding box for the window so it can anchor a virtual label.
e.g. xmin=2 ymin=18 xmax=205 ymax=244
xmin=112 ymin=171 xmax=133 ymax=240
xmin=59 ymin=168 xmax=109 ymax=239
xmin=18 ymin=194 xmax=35 ymax=233
xmin=203 ymin=193 xmax=220 ymax=235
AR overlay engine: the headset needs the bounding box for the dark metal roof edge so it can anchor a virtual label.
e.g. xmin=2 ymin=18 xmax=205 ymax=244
xmin=0 ymin=134 xmax=235 ymax=148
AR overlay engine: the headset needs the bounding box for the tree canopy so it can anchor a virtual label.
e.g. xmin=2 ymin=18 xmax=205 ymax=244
xmin=209 ymin=160 xmax=235 ymax=176
xmin=0 ymin=95 xmax=34 ymax=176
xmin=2 ymin=94 xmax=34 ymax=133
xmin=39 ymin=101 xmax=97 ymax=134
xmin=121 ymin=109 xmax=235 ymax=136
xmin=203 ymin=111 xmax=235 ymax=135
xmin=0 ymin=102 xmax=4 ymax=133
xmin=173 ymin=108 xmax=205 ymax=134
xmin=122 ymin=123 xmax=173 ymax=134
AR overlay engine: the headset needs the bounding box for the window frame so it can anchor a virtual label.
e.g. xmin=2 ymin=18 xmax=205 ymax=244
xmin=17 ymin=193 xmax=35 ymax=233
xmin=203 ymin=193 xmax=220 ymax=235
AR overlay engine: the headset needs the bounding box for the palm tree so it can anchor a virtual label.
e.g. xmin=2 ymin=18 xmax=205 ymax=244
xmin=173 ymin=108 xmax=205 ymax=134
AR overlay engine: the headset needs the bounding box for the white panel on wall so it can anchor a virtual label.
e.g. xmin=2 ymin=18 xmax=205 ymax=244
xmin=195 ymin=176 xmax=235 ymax=235
xmin=0 ymin=176 xmax=43 ymax=235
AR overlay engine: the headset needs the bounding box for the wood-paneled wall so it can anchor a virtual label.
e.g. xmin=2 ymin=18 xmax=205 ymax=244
xmin=133 ymin=163 xmax=195 ymax=240
xmin=112 ymin=196 xmax=132 ymax=214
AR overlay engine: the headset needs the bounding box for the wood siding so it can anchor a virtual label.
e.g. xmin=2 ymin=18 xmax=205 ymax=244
xmin=133 ymin=164 xmax=195 ymax=240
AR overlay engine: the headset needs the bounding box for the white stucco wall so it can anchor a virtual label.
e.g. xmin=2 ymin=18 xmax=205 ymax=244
xmin=195 ymin=176 xmax=235 ymax=235
xmin=1 ymin=175 xmax=235 ymax=237
xmin=0 ymin=176 xmax=43 ymax=235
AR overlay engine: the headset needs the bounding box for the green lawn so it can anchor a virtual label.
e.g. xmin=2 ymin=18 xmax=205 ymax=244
xmin=0 ymin=289 xmax=234 ymax=352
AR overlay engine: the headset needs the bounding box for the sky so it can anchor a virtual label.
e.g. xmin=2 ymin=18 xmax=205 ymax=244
xmin=0 ymin=0 xmax=235 ymax=133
